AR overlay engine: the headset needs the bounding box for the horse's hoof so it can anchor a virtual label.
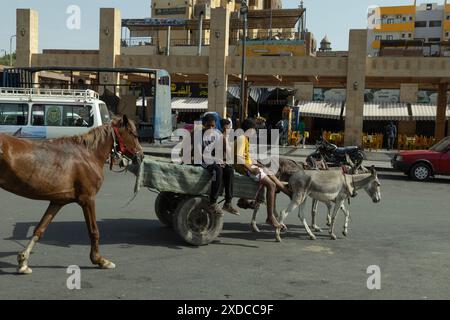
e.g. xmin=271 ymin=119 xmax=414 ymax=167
xmin=330 ymin=234 xmax=337 ymax=240
xmin=280 ymin=223 xmax=288 ymax=231
xmin=275 ymin=228 xmax=282 ymax=242
xmin=343 ymin=231 xmax=348 ymax=237
xmin=251 ymin=223 xmax=260 ymax=233
xmin=326 ymin=221 xmax=331 ymax=227
xmin=99 ymin=260 xmax=116 ymax=269
xmin=313 ymin=227 xmax=323 ymax=233
xmin=17 ymin=265 xmax=33 ymax=275
xmin=309 ymin=235 xmax=316 ymax=240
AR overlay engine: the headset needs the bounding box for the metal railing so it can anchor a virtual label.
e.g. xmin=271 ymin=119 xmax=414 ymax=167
xmin=0 ymin=87 xmax=100 ymax=101
xmin=229 ymin=31 xmax=300 ymax=45
xmin=121 ymin=37 xmax=155 ymax=47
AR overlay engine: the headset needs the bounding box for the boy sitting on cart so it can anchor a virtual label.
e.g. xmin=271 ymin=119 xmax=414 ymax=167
xmin=201 ymin=114 xmax=240 ymax=216
xmin=235 ymin=118 xmax=292 ymax=229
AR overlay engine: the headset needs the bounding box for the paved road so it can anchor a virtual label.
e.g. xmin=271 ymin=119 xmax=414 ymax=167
xmin=0 ymin=169 xmax=449 ymax=300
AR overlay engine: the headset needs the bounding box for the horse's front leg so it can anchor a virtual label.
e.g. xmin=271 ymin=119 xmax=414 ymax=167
xmin=251 ymin=202 xmax=261 ymax=233
xmin=298 ymin=198 xmax=316 ymax=240
xmin=310 ymin=200 xmax=322 ymax=232
xmin=81 ymin=199 xmax=115 ymax=269
xmin=341 ymin=203 xmax=350 ymax=237
xmin=326 ymin=202 xmax=333 ymax=227
xmin=17 ymin=202 xmax=62 ymax=275
xmin=277 ymin=193 xmax=304 ymax=242
xmin=329 ymin=199 xmax=345 ymax=240
xmin=251 ymin=186 xmax=264 ymax=233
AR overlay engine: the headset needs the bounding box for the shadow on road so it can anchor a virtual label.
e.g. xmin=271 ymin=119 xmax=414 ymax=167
xmin=4 ymin=219 xmax=185 ymax=249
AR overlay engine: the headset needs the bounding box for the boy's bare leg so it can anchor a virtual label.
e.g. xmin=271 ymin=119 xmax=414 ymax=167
xmin=259 ymin=177 xmax=281 ymax=228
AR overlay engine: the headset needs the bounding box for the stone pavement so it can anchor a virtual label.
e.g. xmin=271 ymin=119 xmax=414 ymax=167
xmin=141 ymin=141 xmax=398 ymax=171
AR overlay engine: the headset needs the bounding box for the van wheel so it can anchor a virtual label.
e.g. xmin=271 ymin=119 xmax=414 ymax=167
xmin=410 ymin=163 xmax=431 ymax=181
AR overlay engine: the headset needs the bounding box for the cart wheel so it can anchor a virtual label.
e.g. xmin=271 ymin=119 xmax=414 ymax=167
xmin=173 ymin=197 xmax=223 ymax=246
xmin=155 ymin=192 xmax=182 ymax=227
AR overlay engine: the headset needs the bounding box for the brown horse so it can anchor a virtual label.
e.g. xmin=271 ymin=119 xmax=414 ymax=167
xmin=0 ymin=115 xmax=143 ymax=274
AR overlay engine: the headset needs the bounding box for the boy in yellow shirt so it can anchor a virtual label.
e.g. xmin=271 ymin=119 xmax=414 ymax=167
xmin=235 ymin=118 xmax=292 ymax=229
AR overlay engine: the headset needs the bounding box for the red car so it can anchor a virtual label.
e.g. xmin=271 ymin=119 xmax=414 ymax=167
xmin=391 ymin=137 xmax=450 ymax=181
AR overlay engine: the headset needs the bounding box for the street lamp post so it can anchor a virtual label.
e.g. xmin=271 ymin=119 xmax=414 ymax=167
xmin=240 ymin=0 xmax=248 ymax=125
xmin=10 ymin=35 xmax=16 ymax=66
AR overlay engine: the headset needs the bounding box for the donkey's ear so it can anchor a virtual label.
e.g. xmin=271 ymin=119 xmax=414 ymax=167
xmin=122 ymin=114 xmax=129 ymax=127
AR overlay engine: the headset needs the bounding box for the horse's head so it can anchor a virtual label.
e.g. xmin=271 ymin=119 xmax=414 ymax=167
xmin=112 ymin=115 xmax=144 ymax=162
xmin=364 ymin=166 xmax=381 ymax=203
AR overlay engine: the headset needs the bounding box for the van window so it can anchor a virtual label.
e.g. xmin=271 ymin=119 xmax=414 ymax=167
xmin=31 ymin=104 xmax=94 ymax=127
xmin=0 ymin=103 xmax=29 ymax=126
xmin=99 ymin=103 xmax=111 ymax=124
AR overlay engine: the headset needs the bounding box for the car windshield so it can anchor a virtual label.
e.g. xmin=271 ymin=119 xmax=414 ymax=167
xmin=429 ymin=137 xmax=450 ymax=152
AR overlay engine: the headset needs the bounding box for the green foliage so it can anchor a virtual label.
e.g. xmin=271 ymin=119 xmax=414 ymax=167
xmin=0 ymin=52 xmax=16 ymax=66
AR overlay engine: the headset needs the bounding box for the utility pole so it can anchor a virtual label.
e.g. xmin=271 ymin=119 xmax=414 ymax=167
xmin=240 ymin=0 xmax=248 ymax=125
xmin=10 ymin=35 xmax=16 ymax=66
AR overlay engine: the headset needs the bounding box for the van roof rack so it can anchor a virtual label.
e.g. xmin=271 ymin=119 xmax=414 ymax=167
xmin=0 ymin=87 xmax=100 ymax=101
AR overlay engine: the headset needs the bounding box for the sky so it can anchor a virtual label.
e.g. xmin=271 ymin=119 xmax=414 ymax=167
xmin=0 ymin=0 xmax=445 ymax=55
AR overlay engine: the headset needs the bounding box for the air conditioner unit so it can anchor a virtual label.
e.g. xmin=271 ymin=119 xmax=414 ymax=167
xmin=193 ymin=4 xmax=211 ymax=19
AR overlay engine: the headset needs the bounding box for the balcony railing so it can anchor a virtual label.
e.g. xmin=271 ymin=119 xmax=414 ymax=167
xmin=121 ymin=37 xmax=155 ymax=47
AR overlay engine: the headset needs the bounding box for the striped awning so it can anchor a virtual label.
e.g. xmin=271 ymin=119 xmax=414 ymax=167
xmin=171 ymin=97 xmax=208 ymax=112
xmin=297 ymin=101 xmax=343 ymax=119
xmin=411 ymin=104 xmax=450 ymax=120
xmin=410 ymin=104 xmax=436 ymax=121
xmin=362 ymin=103 xmax=410 ymax=121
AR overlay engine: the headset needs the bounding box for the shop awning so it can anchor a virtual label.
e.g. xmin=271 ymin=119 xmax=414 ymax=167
xmin=171 ymin=97 xmax=208 ymax=113
xmin=411 ymin=104 xmax=450 ymax=120
xmin=361 ymin=103 xmax=410 ymax=121
xmin=410 ymin=104 xmax=436 ymax=121
xmin=297 ymin=101 xmax=343 ymax=120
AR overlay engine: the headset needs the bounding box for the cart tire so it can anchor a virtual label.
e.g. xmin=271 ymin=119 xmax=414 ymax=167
xmin=173 ymin=197 xmax=223 ymax=246
xmin=155 ymin=192 xmax=181 ymax=227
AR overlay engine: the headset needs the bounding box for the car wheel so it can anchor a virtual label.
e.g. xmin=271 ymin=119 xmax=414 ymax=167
xmin=410 ymin=163 xmax=431 ymax=181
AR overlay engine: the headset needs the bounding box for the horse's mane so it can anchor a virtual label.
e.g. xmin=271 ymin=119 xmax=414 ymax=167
xmin=51 ymin=123 xmax=113 ymax=150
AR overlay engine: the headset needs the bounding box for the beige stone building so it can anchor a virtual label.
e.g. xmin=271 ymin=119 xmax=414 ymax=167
xmin=12 ymin=3 xmax=450 ymax=146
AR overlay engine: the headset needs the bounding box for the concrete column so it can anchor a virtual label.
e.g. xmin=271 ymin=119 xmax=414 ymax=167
xmin=208 ymin=7 xmax=230 ymax=117
xmin=293 ymin=82 xmax=313 ymax=101
xmin=344 ymin=30 xmax=367 ymax=147
xmin=399 ymin=83 xmax=418 ymax=135
xmin=435 ymin=83 xmax=448 ymax=140
xmin=99 ymin=8 xmax=121 ymax=96
xmin=16 ymin=9 xmax=38 ymax=68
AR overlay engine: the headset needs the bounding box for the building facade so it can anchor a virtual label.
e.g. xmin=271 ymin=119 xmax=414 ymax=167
xmin=368 ymin=1 xmax=450 ymax=56
xmin=13 ymin=3 xmax=450 ymax=146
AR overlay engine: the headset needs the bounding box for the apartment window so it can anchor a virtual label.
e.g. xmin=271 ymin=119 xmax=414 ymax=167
xmin=429 ymin=21 xmax=442 ymax=27
xmin=387 ymin=35 xmax=394 ymax=40
xmin=415 ymin=21 xmax=427 ymax=28
xmin=402 ymin=33 xmax=406 ymax=38
xmin=402 ymin=17 xmax=406 ymax=22
xmin=447 ymin=15 xmax=450 ymax=21
xmin=375 ymin=35 xmax=382 ymax=40
xmin=409 ymin=16 xmax=413 ymax=21
xmin=387 ymin=18 xmax=394 ymax=24
xmin=409 ymin=33 xmax=412 ymax=38
xmin=426 ymin=3 xmax=432 ymax=10
xmin=446 ymin=32 xmax=449 ymax=38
